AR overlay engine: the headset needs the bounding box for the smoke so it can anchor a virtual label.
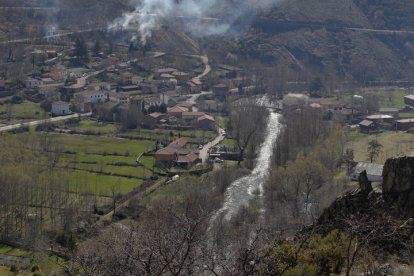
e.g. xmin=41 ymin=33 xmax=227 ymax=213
xmin=109 ymin=0 xmax=282 ymax=45
xmin=44 ymin=1 xmax=61 ymax=43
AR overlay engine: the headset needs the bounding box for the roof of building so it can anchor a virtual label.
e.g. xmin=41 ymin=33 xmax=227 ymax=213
xmin=176 ymin=152 xmax=199 ymax=163
xmin=198 ymin=114 xmax=215 ymax=122
xmin=404 ymin=95 xmax=414 ymax=100
xmin=182 ymin=112 xmax=206 ymax=118
xmin=168 ymin=106 xmax=189 ymax=113
xmin=168 ymin=138 xmax=187 ymax=150
xmin=354 ymin=162 xmax=384 ymax=177
xmin=310 ymin=103 xmax=322 ymax=109
xmin=172 ymin=71 xmax=190 ymax=77
xmin=155 ymin=147 xmax=177 ymax=155
xmin=366 ymin=114 xmax=393 ymax=120
xmin=157 ymin=68 xmax=177 ymax=73
xmin=379 ymin=107 xmax=399 ymax=113
xmin=397 ymin=118 xmax=414 ymax=123
xmin=359 ymin=120 xmax=374 ymax=127
xmin=80 ymin=90 xmax=106 ymax=97
xmin=213 ymin=84 xmax=229 ymax=89
xmin=148 ymin=112 xmax=163 ymax=118
xmin=145 ymin=97 xmax=161 ymax=103
xmin=177 ymin=103 xmax=193 ymax=109
xmin=160 ymin=73 xmax=175 ymax=78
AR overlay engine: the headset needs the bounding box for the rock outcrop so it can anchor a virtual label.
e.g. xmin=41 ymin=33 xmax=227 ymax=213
xmin=382 ymin=156 xmax=414 ymax=218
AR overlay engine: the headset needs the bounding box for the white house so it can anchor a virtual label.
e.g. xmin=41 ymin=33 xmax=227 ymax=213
xmin=25 ymin=78 xmax=42 ymax=89
xmin=89 ymin=82 xmax=112 ymax=92
xmin=351 ymin=162 xmax=384 ymax=183
xmin=108 ymin=92 xmax=130 ymax=104
xmin=144 ymin=97 xmax=163 ymax=110
xmin=52 ymin=101 xmax=71 ymax=116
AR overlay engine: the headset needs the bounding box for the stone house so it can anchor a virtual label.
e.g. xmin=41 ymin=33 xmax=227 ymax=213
xmin=52 ymin=101 xmax=71 ymax=116
xmin=212 ymin=84 xmax=229 ymax=99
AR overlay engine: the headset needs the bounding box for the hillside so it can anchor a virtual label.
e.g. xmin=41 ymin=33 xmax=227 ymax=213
xmin=233 ymin=0 xmax=414 ymax=85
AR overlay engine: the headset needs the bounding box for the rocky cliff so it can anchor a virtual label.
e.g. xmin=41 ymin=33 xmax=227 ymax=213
xmin=383 ymin=156 xmax=414 ymax=218
xmin=313 ymin=156 xmax=414 ymax=261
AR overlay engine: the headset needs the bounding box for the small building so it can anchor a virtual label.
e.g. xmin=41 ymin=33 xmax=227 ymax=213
xmin=155 ymin=138 xmax=189 ymax=167
xmin=144 ymin=97 xmax=163 ymax=110
xmin=283 ymin=93 xmax=309 ymax=111
xmin=120 ymin=72 xmax=133 ymax=86
xmin=404 ymin=95 xmax=414 ymax=107
xmin=25 ymin=78 xmax=42 ymax=89
xmin=177 ymin=103 xmax=193 ymax=111
xmin=73 ymin=90 xmax=106 ymax=112
xmin=52 ymin=101 xmax=71 ymax=116
xmin=172 ymin=72 xmax=190 ymax=85
xmin=144 ymin=112 xmax=164 ymax=128
xmin=155 ymin=68 xmax=177 ymax=78
xmin=159 ymin=73 xmax=176 ymax=80
xmin=184 ymin=79 xmax=202 ymax=94
xmin=167 ymin=105 xmax=189 ymax=119
xmin=359 ymin=120 xmax=377 ymax=134
xmin=379 ymin=107 xmax=399 ymax=118
xmin=175 ymin=152 xmax=199 ymax=168
xmin=199 ymin=99 xmax=222 ymax=112
xmin=108 ymin=92 xmax=130 ymax=104
xmin=396 ymin=118 xmax=414 ymax=131
xmin=198 ymin=114 xmax=216 ymax=130
xmin=366 ymin=114 xmax=394 ymax=124
xmin=140 ymin=83 xmax=158 ymax=94
xmin=31 ymin=50 xmax=48 ymax=65
xmin=212 ymin=84 xmax=229 ymax=99
xmin=89 ymin=82 xmax=112 ymax=92
xmin=182 ymin=112 xmax=206 ymax=123
xmin=351 ymin=162 xmax=384 ymax=183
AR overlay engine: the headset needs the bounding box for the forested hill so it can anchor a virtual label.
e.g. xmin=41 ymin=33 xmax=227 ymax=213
xmin=235 ymin=0 xmax=414 ymax=85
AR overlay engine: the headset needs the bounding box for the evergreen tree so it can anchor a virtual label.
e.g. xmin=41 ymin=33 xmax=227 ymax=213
xmin=73 ymin=37 xmax=89 ymax=65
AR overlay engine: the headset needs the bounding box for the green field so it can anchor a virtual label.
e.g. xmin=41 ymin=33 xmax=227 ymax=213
xmin=0 ymin=101 xmax=49 ymax=123
xmin=67 ymin=119 xmax=118 ymax=133
xmin=123 ymin=128 xmax=216 ymax=145
xmin=49 ymin=133 xmax=155 ymax=196
xmin=0 ymin=244 xmax=31 ymax=257
xmin=65 ymin=170 xmax=144 ymax=196
xmin=399 ymin=112 xmax=414 ymax=118
xmin=341 ymin=89 xmax=412 ymax=109
xmin=347 ymin=131 xmax=414 ymax=163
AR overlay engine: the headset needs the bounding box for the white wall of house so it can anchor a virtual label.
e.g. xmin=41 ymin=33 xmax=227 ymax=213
xmin=52 ymin=102 xmax=71 ymax=116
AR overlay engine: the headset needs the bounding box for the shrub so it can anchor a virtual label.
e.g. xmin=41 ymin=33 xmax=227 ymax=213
xmin=10 ymin=264 xmax=19 ymax=273
xmin=31 ymin=264 xmax=41 ymax=272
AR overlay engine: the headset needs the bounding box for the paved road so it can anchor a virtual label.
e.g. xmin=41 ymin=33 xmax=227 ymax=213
xmin=0 ymin=112 xmax=92 ymax=133
xmin=199 ymin=128 xmax=225 ymax=163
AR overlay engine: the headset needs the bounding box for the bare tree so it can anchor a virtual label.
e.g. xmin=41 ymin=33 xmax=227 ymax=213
xmin=227 ymin=98 xmax=268 ymax=165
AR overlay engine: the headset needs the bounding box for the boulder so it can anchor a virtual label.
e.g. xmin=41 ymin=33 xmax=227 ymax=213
xmin=382 ymin=156 xmax=414 ymax=217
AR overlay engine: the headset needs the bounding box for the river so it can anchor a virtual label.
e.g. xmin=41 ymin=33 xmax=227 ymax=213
xmin=210 ymin=111 xmax=282 ymax=224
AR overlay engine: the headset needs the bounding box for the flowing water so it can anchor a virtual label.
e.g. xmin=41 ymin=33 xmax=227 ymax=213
xmin=210 ymin=111 xmax=281 ymax=224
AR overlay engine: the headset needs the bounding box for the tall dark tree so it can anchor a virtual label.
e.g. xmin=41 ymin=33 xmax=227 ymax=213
xmin=73 ymin=37 xmax=89 ymax=65
xmin=93 ymin=40 xmax=101 ymax=57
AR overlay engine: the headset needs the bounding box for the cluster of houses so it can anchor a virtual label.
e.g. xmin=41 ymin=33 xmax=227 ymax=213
xmin=359 ymin=95 xmax=414 ymax=133
xmin=144 ymin=102 xmax=216 ymax=131
xmin=154 ymin=138 xmax=200 ymax=168
xmin=282 ymin=93 xmax=414 ymax=132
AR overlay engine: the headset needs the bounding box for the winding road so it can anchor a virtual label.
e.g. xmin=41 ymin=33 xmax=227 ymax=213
xmin=0 ymin=112 xmax=91 ymax=133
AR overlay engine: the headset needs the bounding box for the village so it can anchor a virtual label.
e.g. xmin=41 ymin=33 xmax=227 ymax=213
xmin=1 ymin=40 xmax=414 ymax=184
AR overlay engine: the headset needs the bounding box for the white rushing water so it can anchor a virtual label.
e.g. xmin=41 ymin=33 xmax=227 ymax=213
xmin=210 ymin=111 xmax=281 ymax=224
